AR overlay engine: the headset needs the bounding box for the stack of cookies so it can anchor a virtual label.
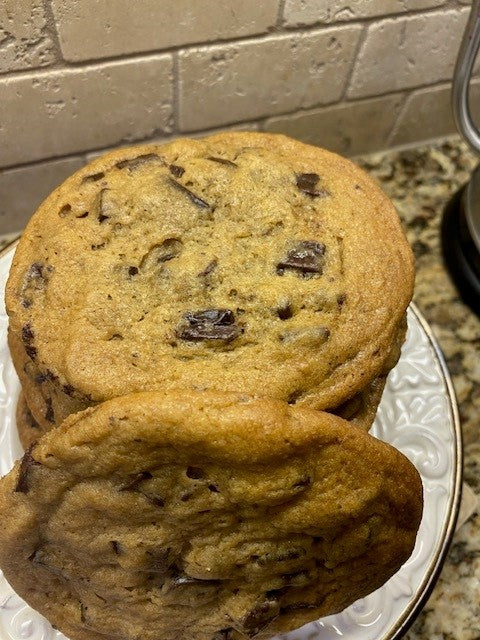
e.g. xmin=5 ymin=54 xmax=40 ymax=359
xmin=0 ymin=133 xmax=421 ymax=640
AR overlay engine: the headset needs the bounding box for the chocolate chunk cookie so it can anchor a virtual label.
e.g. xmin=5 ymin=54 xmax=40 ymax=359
xmin=0 ymin=390 xmax=422 ymax=640
xmin=6 ymin=132 xmax=414 ymax=429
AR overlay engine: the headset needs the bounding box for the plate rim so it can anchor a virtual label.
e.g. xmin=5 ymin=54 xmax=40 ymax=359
xmin=387 ymin=302 xmax=463 ymax=640
xmin=0 ymin=239 xmax=463 ymax=640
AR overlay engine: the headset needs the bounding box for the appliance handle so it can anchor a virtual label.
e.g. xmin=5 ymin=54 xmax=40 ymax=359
xmin=453 ymin=0 xmax=480 ymax=154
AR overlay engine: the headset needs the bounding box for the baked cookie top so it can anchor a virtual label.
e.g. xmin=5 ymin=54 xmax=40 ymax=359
xmin=0 ymin=390 xmax=422 ymax=640
xmin=6 ymin=132 xmax=414 ymax=410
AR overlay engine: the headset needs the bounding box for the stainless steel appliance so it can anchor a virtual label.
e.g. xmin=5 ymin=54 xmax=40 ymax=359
xmin=442 ymin=0 xmax=480 ymax=315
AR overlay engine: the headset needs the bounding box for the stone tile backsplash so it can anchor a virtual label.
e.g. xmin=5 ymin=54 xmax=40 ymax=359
xmin=0 ymin=0 xmax=473 ymax=232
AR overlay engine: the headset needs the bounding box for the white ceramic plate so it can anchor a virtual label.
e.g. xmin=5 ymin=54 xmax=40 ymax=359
xmin=0 ymin=244 xmax=462 ymax=640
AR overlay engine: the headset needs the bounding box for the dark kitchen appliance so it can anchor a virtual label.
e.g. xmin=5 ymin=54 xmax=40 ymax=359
xmin=442 ymin=0 xmax=480 ymax=316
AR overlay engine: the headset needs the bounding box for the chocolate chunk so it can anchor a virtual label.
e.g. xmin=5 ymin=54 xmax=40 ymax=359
xmin=296 ymin=173 xmax=329 ymax=197
xmin=337 ymin=293 xmax=347 ymax=308
xmin=169 ymin=164 xmax=185 ymax=178
xmin=22 ymin=324 xmax=34 ymax=344
xmin=98 ymin=213 xmax=109 ymax=223
xmin=198 ymin=259 xmax=218 ymax=277
xmin=277 ymin=241 xmax=325 ymax=275
xmin=145 ymin=495 xmax=165 ymax=508
xmin=128 ymin=266 xmax=139 ymax=276
xmin=25 ymin=345 xmax=37 ymax=360
xmin=178 ymin=309 xmax=242 ymax=342
xmin=76 ymin=211 xmax=89 ymax=219
xmin=115 ymin=153 xmax=163 ymax=170
xmin=120 ymin=471 xmax=152 ymax=491
xmin=242 ymin=597 xmax=280 ymax=636
xmin=82 ymin=171 xmax=105 ymax=183
xmin=45 ymin=398 xmax=55 ymax=423
xmin=63 ymin=384 xmax=76 ymax=397
xmin=207 ymin=156 xmax=237 ymax=167
xmin=208 ymin=484 xmax=220 ymax=493
xmin=21 ymin=262 xmax=46 ymax=307
xmin=15 ymin=444 xmax=38 ymax=493
xmin=168 ymin=177 xmax=211 ymax=209
xmin=186 ymin=466 xmax=206 ymax=479
xmin=276 ymin=300 xmax=293 ymax=320
xmin=110 ymin=540 xmax=122 ymax=555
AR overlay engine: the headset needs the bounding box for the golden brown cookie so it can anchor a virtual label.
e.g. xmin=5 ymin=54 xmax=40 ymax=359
xmin=15 ymin=392 xmax=44 ymax=449
xmin=6 ymin=132 xmax=414 ymax=430
xmin=0 ymin=389 xmax=422 ymax=640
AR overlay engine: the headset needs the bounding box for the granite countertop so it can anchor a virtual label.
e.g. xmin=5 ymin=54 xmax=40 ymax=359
xmin=357 ymin=137 xmax=480 ymax=640
xmin=1 ymin=136 xmax=479 ymax=638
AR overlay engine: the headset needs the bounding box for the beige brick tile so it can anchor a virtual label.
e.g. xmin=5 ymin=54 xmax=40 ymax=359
xmin=0 ymin=0 xmax=56 ymax=73
xmin=389 ymin=82 xmax=480 ymax=147
xmin=85 ymin=121 xmax=260 ymax=162
xmin=264 ymin=94 xmax=405 ymax=156
xmin=51 ymin=0 xmax=279 ymax=62
xmin=283 ymin=0 xmax=447 ymax=27
xmin=0 ymin=156 xmax=84 ymax=234
xmin=179 ymin=26 xmax=362 ymax=132
xmin=0 ymin=56 xmax=173 ymax=168
xmin=349 ymin=8 xmax=468 ymax=98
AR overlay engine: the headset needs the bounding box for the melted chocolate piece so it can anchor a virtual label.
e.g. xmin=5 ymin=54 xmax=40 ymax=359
xmin=45 ymin=398 xmax=55 ymax=423
xmin=76 ymin=211 xmax=89 ymax=219
xmin=25 ymin=345 xmax=37 ymax=360
xmin=110 ymin=540 xmax=122 ymax=555
xmin=169 ymin=164 xmax=185 ymax=178
xmin=178 ymin=309 xmax=242 ymax=342
xmin=115 ymin=153 xmax=163 ymax=170
xmin=63 ymin=384 xmax=75 ymax=397
xmin=98 ymin=213 xmax=109 ymax=223
xmin=21 ymin=263 xmax=46 ymax=308
xmin=128 ymin=266 xmax=139 ymax=276
xmin=119 ymin=471 xmax=153 ymax=491
xmin=22 ymin=323 xmax=35 ymax=345
xmin=337 ymin=293 xmax=347 ymax=308
xmin=15 ymin=444 xmax=38 ymax=493
xmin=198 ymin=259 xmax=218 ymax=277
xmin=186 ymin=466 xmax=206 ymax=479
xmin=207 ymin=156 xmax=237 ymax=167
xmin=168 ymin=177 xmax=211 ymax=209
xmin=296 ymin=173 xmax=329 ymax=197
xmin=276 ymin=241 xmax=325 ymax=275
xmin=276 ymin=300 xmax=293 ymax=320
xmin=82 ymin=171 xmax=105 ymax=183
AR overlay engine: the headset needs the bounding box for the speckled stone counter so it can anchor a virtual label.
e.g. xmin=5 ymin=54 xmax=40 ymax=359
xmin=1 ymin=136 xmax=479 ymax=639
xmin=357 ymin=137 xmax=480 ymax=640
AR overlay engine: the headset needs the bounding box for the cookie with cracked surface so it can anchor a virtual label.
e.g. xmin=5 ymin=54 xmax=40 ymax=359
xmin=6 ymin=132 xmax=414 ymax=428
xmin=0 ymin=389 xmax=422 ymax=640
